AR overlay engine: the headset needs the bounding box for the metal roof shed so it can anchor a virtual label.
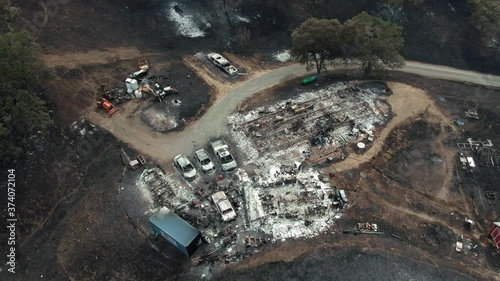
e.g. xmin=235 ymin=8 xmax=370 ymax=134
xmin=149 ymin=207 xmax=202 ymax=256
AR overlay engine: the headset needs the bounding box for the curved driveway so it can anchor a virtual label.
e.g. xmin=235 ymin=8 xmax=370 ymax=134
xmin=89 ymin=61 xmax=500 ymax=163
xmin=160 ymin=61 xmax=500 ymax=160
xmin=161 ymin=64 xmax=310 ymax=161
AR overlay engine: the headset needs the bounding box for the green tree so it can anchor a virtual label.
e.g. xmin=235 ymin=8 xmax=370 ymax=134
xmin=0 ymin=0 xmax=18 ymax=33
xmin=470 ymin=0 xmax=500 ymax=31
xmin=343 ymin=12 xmax=405 ymax=73
xmin=0 ymin=19 xmax=53 ymax=163
xmin=291 ymin=18 xmax=343 ymax=74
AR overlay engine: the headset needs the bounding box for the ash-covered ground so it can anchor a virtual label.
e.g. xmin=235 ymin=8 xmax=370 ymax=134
xmin=0 ymin=121 xmax=186 ymax=281
xmin=214 ymin=247 xmax=477 ymax=281
xmin=139 ymin=62 xmax=212 ymax=132
xmin=15 ymin=0 xmax=500 ymax=72
xmin=4 ymin=73 xmax=500 ymax=280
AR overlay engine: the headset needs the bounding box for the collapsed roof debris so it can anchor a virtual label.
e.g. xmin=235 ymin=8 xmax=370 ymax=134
xmin=137 ymin=162 xmax=347 ymax=263
xmin=229 ymin=82 xmax=391 ymax=164
xmin=137 ymin=168 xmax=195 ymax=210
xmin=135 ymin=82 xmax=395 ymax=264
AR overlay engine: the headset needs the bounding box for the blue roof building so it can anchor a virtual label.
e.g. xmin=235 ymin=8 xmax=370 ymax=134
xmin=149 ymin=207 xmax=202 ymax=256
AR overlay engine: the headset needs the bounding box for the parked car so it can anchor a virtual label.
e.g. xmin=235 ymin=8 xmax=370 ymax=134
xmin=210 ymin=138 xmax=237 ymax=172
xmin=194 ymin=148 xmax=215 ymax=174
xmin=211 ymin=191 xmax=237 ymax=222
xmin=173 ymin=154 xmax=197 ymax=180
xmin=206 ymin=53 xmax=238 ymax=76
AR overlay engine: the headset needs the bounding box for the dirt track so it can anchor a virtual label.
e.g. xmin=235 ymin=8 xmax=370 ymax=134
xmin=43 ymin=47 xmax=151 ymax=68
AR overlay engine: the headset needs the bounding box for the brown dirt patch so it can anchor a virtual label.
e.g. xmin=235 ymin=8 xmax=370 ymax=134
xmin=43 ymin=47 xmax=150 ymax=68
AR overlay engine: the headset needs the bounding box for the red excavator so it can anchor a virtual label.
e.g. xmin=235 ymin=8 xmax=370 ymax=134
xmin=97 ymin=98 xmax=118 ymax=116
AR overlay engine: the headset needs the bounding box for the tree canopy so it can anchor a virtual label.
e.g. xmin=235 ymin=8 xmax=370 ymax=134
xmin=0 ymin=0 xmax=18 ymax=33
xmin=291 ymin=13 xmax=405 ymax=74
xmin=470 ymin=0 xmax=500 ymax=31
xmin=291 ymin=18 xmax=343 ymax=73
xmin=0 ymin=3 xmax=53 ymax=163
xmin=344 ymin=12 xmax=405 ymax=73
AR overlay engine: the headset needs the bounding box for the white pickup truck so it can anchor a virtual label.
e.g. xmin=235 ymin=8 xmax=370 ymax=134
xmin=210 ymin=138 xmax=237 ymax=172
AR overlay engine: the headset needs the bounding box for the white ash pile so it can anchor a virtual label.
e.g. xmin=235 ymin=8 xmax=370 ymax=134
xmin=229 ymin=82 xmax=391 ymax=164
xmin=137 ymin=167 xmax=195 ymax=209
xmin=241 ymin=156 xmax=343 ymax=240
xmin=70 ymin=118 xmax=98 ymax=137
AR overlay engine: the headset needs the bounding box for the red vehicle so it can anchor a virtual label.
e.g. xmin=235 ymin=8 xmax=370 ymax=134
xmin=97 ymin=98 xmax=118 ymax=116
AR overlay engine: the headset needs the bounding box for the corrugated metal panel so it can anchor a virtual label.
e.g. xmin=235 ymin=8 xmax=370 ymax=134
xmin=149 ymin=207 xmax=200 ymax=250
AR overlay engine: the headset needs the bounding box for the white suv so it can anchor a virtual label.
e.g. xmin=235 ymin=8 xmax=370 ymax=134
xmin=194 ymin=149 xmax=215 ymax=174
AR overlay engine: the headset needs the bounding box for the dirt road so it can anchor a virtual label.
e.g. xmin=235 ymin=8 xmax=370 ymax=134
xmin=87 ymin=61 xmax=500 ymax=167
xmin=402 ymin=61 xmax=500 ymax=87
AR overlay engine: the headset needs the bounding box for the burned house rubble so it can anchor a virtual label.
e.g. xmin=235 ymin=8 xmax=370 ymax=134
xmin=457 ymin=138 xmax=499 ymax=168
xmin=132 ymin=82 xmax=393 ymax=264
xmin=137 ymin=161 xmax=347 ymax=264
xmin=228 ymin=82 xmax=392 ymax=165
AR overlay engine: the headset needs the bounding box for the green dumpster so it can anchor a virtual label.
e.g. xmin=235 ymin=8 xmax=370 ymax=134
xmin=302 ymin=76 xmax=317 ymax=85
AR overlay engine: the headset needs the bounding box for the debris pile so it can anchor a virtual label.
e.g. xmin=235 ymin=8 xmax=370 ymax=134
xmin=464 ymin=109 xmax=479 ymax=120
xmin=229 ymin=82 xmax=391 ymax=164
xmin=134 ymin=82 xmax=398 ymax=265
xmin=137 ymin=168 xmax=194 ymax=209
xmin=357 ymin=222 xmax=379 ymax=232
xmin=243 ymin=163 xmax=344 ymax=240
xmin=457 ymin=139 xmax=499 ymax=168
xmin=137 ymin=160 xmax=347 ymax=264
xmin=70 ymin=119 xmax=98 ymax=137
xmin=273 ymin=50 xmax=291 ymax=62
xmin=100 ymin=58 xmax=181 ymax=110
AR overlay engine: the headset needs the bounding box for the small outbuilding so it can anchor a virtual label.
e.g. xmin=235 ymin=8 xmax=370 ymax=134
xmin=149 ymin=207 xmax=202 ymax=256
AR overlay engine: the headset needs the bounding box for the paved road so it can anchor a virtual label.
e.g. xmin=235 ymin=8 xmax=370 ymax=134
xmin=402 ymin=61 xmax=500 ymax=87
xmin=89 ymin=61 xmax=500 ymax=163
